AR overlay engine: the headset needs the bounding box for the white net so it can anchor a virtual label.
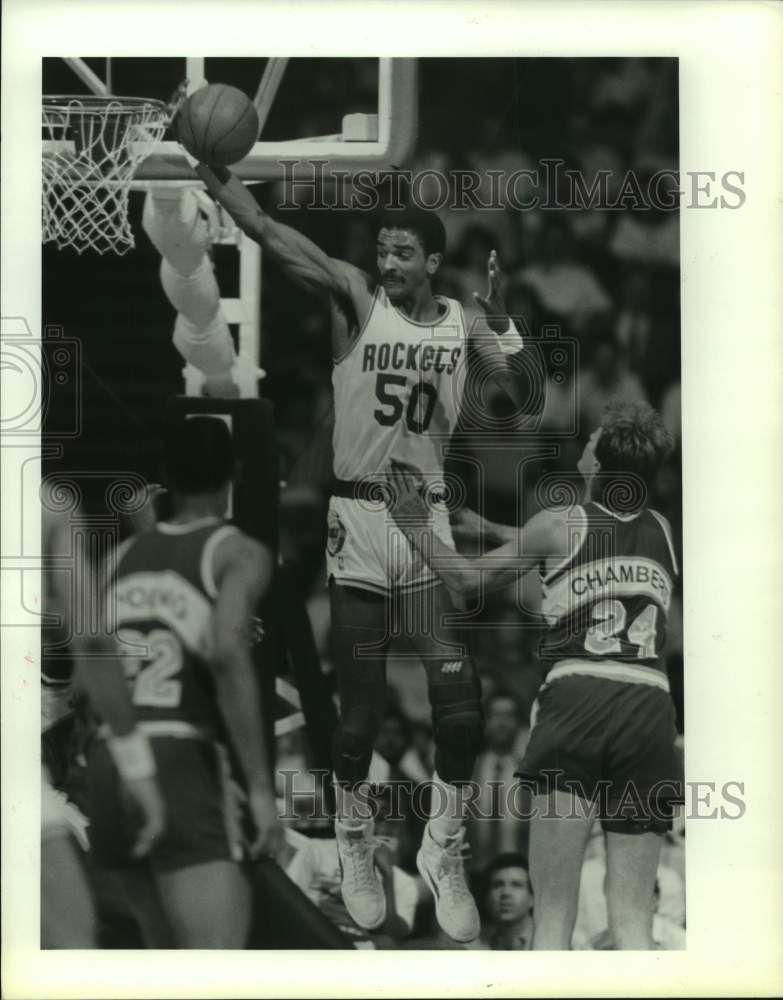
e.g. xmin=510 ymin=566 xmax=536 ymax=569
xmin=42 ymin=96 xmax=168 ymax=255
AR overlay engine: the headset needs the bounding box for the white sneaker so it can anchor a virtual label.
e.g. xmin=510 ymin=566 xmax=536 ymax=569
xmin=417 ymin=825 xmax=480 ymax=943
xmin=335 ymin=821 xmax=387 ymax=931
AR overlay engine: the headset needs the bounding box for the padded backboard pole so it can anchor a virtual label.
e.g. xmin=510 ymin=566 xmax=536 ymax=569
xmin=62 ymin=57 xmax=108 ymax=97
xmin=254 ymin=58 xmax=288 ymax=133
xmin=185 ymin=57 xmax=206 ymax=93
xmin=237 ymin=236 xmax=262 ymax=398
xmin=191 ymin=212 xmax=262 ymax=399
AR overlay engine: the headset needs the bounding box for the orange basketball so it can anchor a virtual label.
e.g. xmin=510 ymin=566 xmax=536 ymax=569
xmin=176 ymin=84 xmax=259 ymax=166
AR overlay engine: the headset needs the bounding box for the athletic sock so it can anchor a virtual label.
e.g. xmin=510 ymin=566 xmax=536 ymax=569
xmin=427 ymin=770 xmax=465 ymax=845
xmin=333 ymin=774 xmax=373 ymax=829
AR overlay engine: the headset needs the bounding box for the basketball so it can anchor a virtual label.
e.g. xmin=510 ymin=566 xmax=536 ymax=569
xmin=176 ymin=84 xmax=259 ymax=166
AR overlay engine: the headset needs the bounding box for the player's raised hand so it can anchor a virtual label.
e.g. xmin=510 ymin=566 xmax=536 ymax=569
xmin=247 ymin=786 xmax=286 ymax=862
xmin=388 ymin=459 xmax=430 ymax=525
xmin=473 ymin=249 xmax=510 ymax=334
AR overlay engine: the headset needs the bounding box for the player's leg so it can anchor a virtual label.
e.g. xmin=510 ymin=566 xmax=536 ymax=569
xmin=330 ymin=581 xmax=392 ymax=929
xmin=602 ymin=683 xmax=678 ymax=948
xmin=330 ymin=582 xmax=392 ymax=819
xmin=89 ymin=865 xmax=174 ymax=947
xmin=403 ymin=582 xmax=482 ymax=943
xmin=150 ymin=858 xmax=250 ymax=950
xmin=153 ymin=860 xmax=253 ymax=948
xmin=528 ymin=790 xmax=596 ymax=949
xmin=41 ymin=768 xmax=96 ymax=948
xmin=604 ymin=831 xmax=662 ymax=949
xmin=41 ymin=833 xmax=97 ymax=948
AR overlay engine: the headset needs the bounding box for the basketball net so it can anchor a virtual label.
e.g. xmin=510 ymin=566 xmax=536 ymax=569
xmin=42 ymin=96 xmax=169 ymax=255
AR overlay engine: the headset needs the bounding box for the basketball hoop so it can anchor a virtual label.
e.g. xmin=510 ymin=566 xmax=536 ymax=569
xmin=42 ymin=95 xmax=169 ymax=255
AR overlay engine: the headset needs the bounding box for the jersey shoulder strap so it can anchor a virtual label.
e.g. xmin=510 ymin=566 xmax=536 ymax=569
xmin=199 ymin=524 xmax=240 ymax=599
xmin=648 ymin=508 xmax=679 ymax=576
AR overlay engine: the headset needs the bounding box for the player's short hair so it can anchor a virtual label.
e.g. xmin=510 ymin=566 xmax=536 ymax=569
xmin=485 ymin=852 xmax=532 ymax=887
xmin=595 ymin=401 xmax=674 ymax=494
xmin=377 ymin=206 xmax=447 ymax=257
xmin=163 ymin=416 xmax=234 ymax=494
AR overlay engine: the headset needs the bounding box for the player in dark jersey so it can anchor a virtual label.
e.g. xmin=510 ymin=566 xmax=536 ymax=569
xmin=86 ymin=416 xmax=282 ymax=948
xmin=388 ymin=401 xmax=681 ymax=949
xmin=41 ymin=502 xmax=165 ymax=948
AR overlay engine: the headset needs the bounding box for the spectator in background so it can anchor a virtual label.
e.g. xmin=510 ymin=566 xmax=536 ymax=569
xmin=614 ymin=269 xmax=655 ymax=374
xmin=616 ymin=269 xmax=680 ymax=406
xmin=577 ymin=334 xmax=648 ymax=433
xmin=660 ymin=380 xmax=681 ymax=446
xmin=469 ymin=692 xmax=531 ymax=872
xmin=443 ymin=224 xmax=497 ymax=310
xmin=541 ymin=364 xmax=578 ymax=436
xmin=610 ymin=154 xmax=680 ymax=269
xmin=409 ymin=851 xmax=536 ymax=951
xmin=514 ymin=220 xmax=612 ymax=335
xmin=371 ymin=706 xmax=414 ymax=783
xmin=474 ymin=853 xmax=535 ymax=951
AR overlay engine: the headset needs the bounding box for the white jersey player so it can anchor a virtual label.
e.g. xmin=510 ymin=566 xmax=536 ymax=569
xmin=329 ymin=282 xmax=471 ymax=595
xmin=191 ymin=155 xmax=524 ymax=945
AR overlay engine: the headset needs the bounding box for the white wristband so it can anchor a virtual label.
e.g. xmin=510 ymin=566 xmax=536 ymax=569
xmin=492 ymin=320 xmax=525 ymax=355
xmin=107 ymin=730 xmax=157 ymax=782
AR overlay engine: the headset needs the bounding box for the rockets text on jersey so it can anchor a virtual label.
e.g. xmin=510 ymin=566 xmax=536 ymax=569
xmin=538 ymin=502 xmax=679 ymax=676
xmin=332 ymin=287 xmax=468 ymax=481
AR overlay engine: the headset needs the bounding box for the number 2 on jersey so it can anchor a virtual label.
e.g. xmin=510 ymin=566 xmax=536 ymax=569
xmin=584 ymin=600 xmax=659 ymax=659
xmin=121 ymin=628 xmax=184 ymax=708
xmin=374 ymin=373 xmax=438 ymax=434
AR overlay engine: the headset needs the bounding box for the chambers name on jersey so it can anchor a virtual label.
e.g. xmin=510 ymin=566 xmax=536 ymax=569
xmin=332 ymin=287 xmax=469 ymax=482
xmin=108 ymin=518 xmax=236 ymax=735
xmin=538 ymin=502 xmax=679 ymax=677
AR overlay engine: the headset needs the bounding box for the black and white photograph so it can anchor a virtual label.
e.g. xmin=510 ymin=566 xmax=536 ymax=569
xmin=2 ymin=2 xmax=782 ymax=997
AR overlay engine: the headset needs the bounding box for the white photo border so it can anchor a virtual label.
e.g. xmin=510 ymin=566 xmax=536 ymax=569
xmin=2 ymin=0 xmax=782 ymax=996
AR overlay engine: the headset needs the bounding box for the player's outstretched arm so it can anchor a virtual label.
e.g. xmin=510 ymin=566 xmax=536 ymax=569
xmin=388 ymin=461 xmax=563 ymax=596
xmin=194 ymin=163 xmax=373 ymax=309
xmin=210 ymin=531 xmax=284 ymax=860
xmin=450 ymin=505 xmax=518 ymax=547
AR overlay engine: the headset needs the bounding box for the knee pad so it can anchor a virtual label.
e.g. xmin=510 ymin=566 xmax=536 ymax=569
xmin=429 ymin=676 xmax=483 ymax=752
xmin=332 ymin=727 xmax=374 ymax=788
